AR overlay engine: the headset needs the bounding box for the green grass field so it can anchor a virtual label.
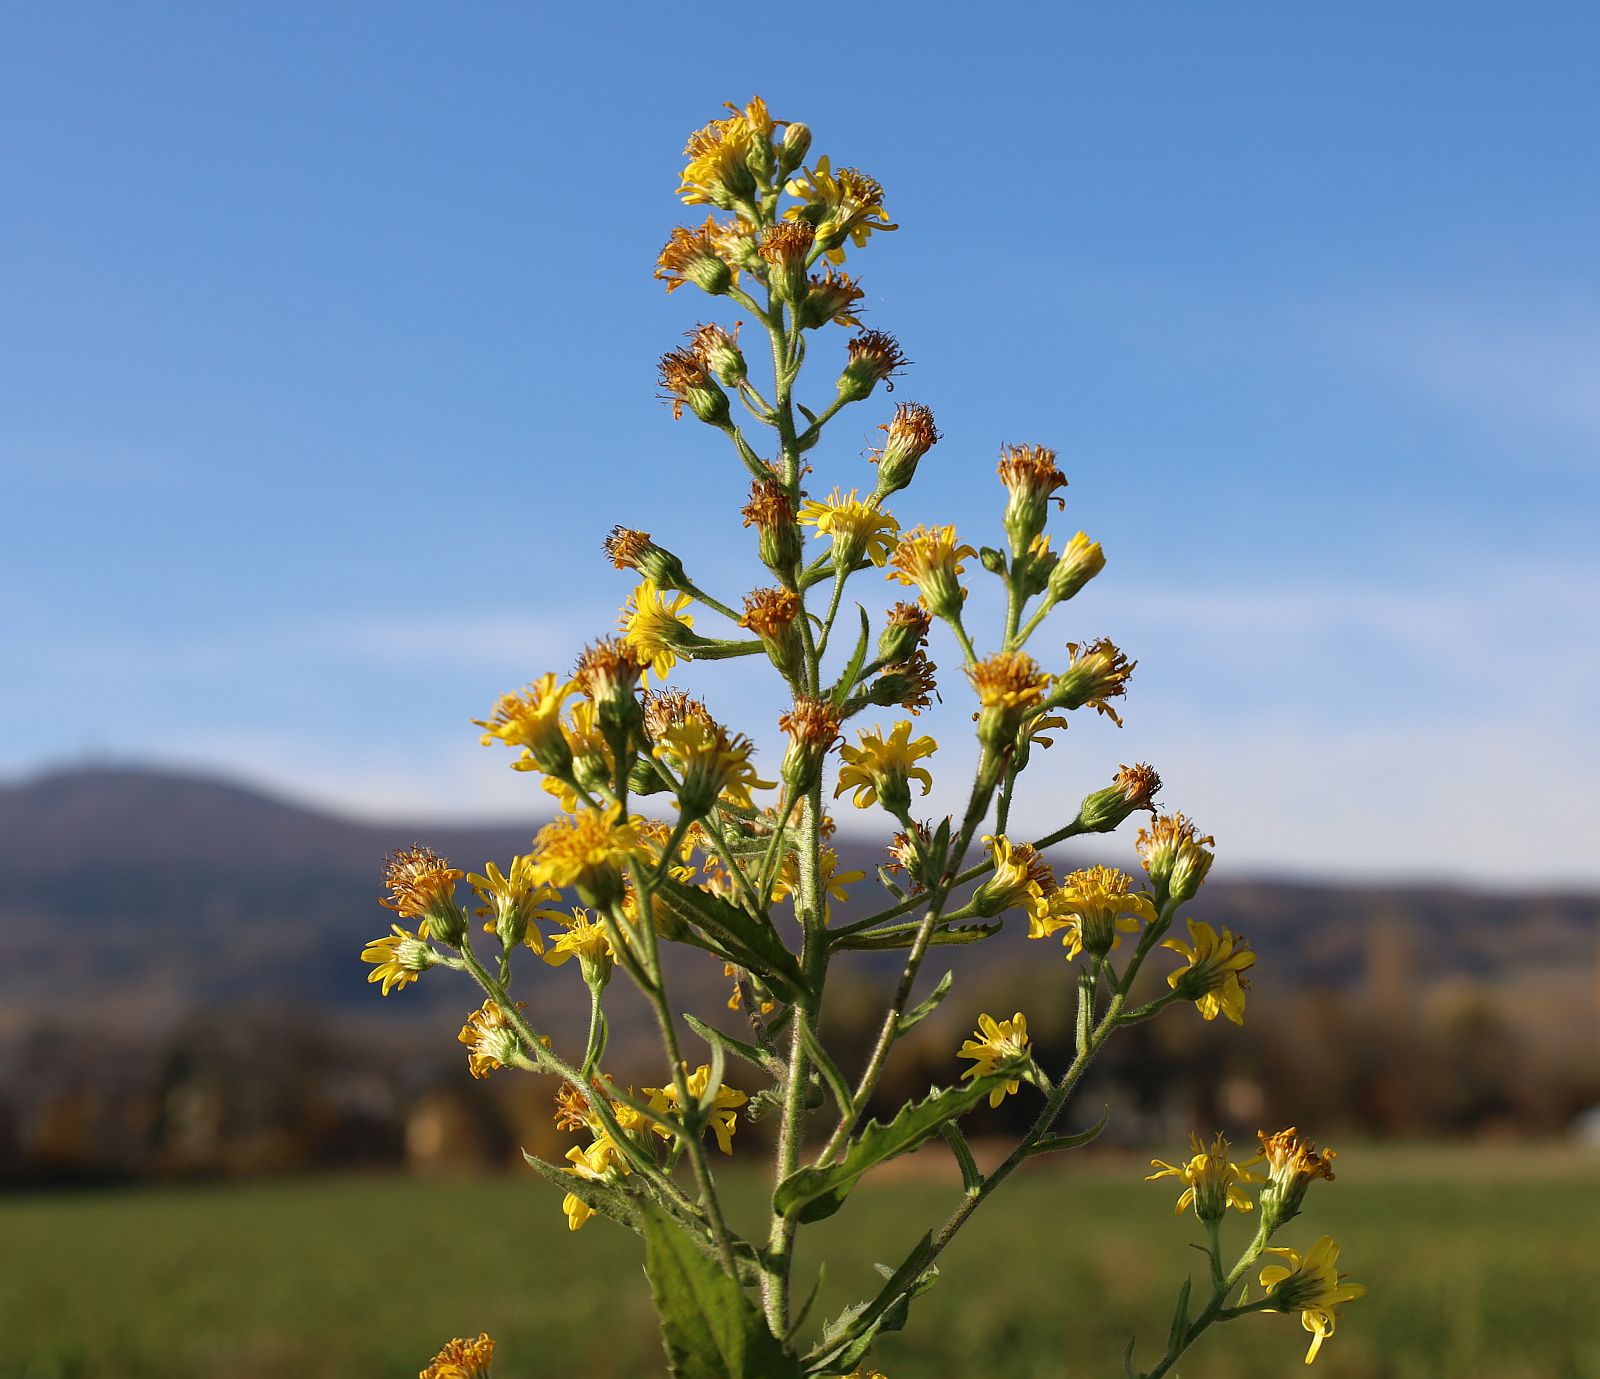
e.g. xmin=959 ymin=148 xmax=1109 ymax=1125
xmin=4 ymin=1144 xmax=1598 ymax=1379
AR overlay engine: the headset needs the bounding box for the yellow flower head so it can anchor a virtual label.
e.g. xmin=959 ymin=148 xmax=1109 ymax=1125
xmin=539 ymin=697 xmax=610 ymax=813
xmin=738 ymin=586 xmax=802 ymax=639
xmin=473 ymin=673 xmax=574 ymax=775
xmin=619 ymin=582 xmax=696 ymax=686
xmin=466 ymin=855 xmax=564 ymax=953
xmin=799 ymin=488 xmax=900 ymax=568
xmin=784 ymin=155 xmax=898 ymax=262
xmin=543 ymin=905 xmax=617 ymax=979
xmin=772 ymin=845 xmax=865 ymax=921
xmin=560 ymin=1133 xmax=631 ymax=1232
xmin=1053 ymin=637 xmax=1136 ymax=726
xmin=1258 ymin=1236 xmax=1366 ymax=1365
xmin=886 ymin=524 xmax=976 ymax=620
xmin=1048 ymin=529 xmax=1107 ymax=604
xmin=1029 ymin=864 xmax=1156 ymax=960
xmin=380 ymin=846 xmax=466 ymax=943
xmin=1256 ymin=1127 xmax=1337 ymax=1221
xmin=956 ymin=1012 xmax=1032 ymax=1108
xmin=360 ymin=924 xmax=433 ymax=995
xmin=1163 ymin=918 xmax=1256 ymax=1024
xmin=970 ymin=835 xmax=1055 ymax=919
xmin=1146 ymin=1131 xmax=1261 ymax=1220
xmin=655 ymin=216 xmax=735 ymax=295
xmin=967 ymin=650 xmax=1052 ymax=750
xmin=644 ymin=1063 xmax=750 ymax=1155
xmin=834 ymin=720 xmax=935 ymax=814
xmin=420 ymin=1332 xmax=494 ymax=1379
xmin=530 ymin=807 xmax=640 ymax=907
xmin=653 ymin=717 xmax=775 ymax=814
xmin=679 ymin=111 xmax=758 ymax=207
xmin=1136 ymin=811 xmax=1216 ymax=903
xmin=457 ymin=999 xmax=524 ymax=1080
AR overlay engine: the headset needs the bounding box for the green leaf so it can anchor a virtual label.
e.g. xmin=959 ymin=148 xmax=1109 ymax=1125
xmin=941 ymin=1122 xmax=983 ymax=1196
xmin=834 ymin=920 xmax=1002 ymax=951
xmin=829 ymin=606 xmax=872 ymax=706
xmin=806 ymin=1234 xmax=937 ymax=1375
xmin=1021 ymin=1105 xmax=1111 ymax=1158
xmin=642 ymin=1206 xmax=801 ymax=1379
xmin=775 ymin=1075 xmax=1014 ymax=1224
xmin=896 ymin=969 xmax=954 ymax=1036
xmin=1166 ymin=1276 xmax=1193 ymax=1354
xmin=654 ymin=874 xmax=806 ymax=1000
xmin=521 ymin=1149 xmax=641 ymax=1234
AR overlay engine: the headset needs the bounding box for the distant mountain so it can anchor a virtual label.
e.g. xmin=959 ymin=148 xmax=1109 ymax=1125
xmin=1 ymin=765 xmax=1596 ymax=1038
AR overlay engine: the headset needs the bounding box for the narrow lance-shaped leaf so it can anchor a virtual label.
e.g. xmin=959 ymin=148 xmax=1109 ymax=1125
xmin=775 ymin=1069 xmax=1019 ymax=1224
xmin=642 ymin=1206 xmax=801 ymax=1379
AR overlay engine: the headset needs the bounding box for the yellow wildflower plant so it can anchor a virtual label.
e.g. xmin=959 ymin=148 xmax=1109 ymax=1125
xmin=956 ymin=1012 xmax=1032 ymax=1107
xmin=834 ymin=720 xmax=936 ymax=811
xmin=1258 ymin=1236 xmax=1366 ymax=1365
xmin=1163 ymin=918 xmax=1256 ymax=1024
xmin=364 ymin=97 xmax=1348 ymax=1379
xmin=1146 ymin=1131 xmax=1261 ymax=1220
xmin=419 ymin=1332 xmax=495 ymax=1379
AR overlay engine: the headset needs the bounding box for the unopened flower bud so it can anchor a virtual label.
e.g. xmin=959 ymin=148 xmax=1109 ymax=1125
xmin=996 ymin=443 xmax=1068 ymax=552
xmin=837 ymin=330 xmax=908 ymax=404
xmin=739 ymin=587 xmax=806 ymax=682
xmin=1045 ymin=531 xmax=1105 ymax=605
xmin=1011 ymin=535 xmax=1056 ymax=598
xmin=658 ymin=347 xmax=730 ymax=426
xmin=878 ymin=601 xmax=931 ymax=666
xmin=871 ymin=402 xmax=940 ymax=495
xmin=778 ymin=122 xmax=812 ymax=177
xmin=979 ymin=546 xmax=1007 ymax=575
xmin=778 ymin=697 xmax=843 ymax=796
xmin=1076 ymin=763 xmax=1162 ymax=833
xmin=603 ymin=527 xmax=690 ymax=591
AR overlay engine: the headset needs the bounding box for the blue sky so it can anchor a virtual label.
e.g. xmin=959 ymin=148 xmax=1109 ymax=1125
xmin=5 ymin=2 xmax=1597 ymax=885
